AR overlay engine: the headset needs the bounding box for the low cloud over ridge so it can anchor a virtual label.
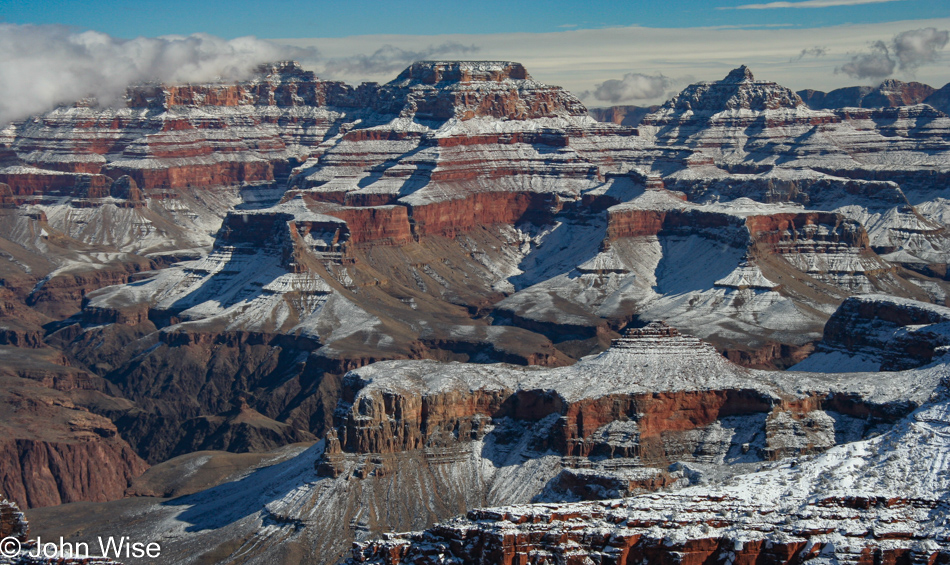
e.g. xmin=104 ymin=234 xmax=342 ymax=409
xmin=0 ymin=24 xmax=319 ymax=125
xmin=590 ymin=73 xmax=672 ymax=103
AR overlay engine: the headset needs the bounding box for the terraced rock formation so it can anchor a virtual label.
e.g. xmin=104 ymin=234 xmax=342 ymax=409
xmin=350 ymin=375 xmax=950 ymax=565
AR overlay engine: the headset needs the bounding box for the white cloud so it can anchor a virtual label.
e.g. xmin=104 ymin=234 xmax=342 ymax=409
xmin=4 ymin=18 xmax=950 ymax=122
xmin=836 ymin=41 xmax=896 ymax=79
xmin=590 ymin=73 xmax=672 ymax=103
xmin=0 ymin=24 xmax=319 ymax=125
xmin=726 ymin=0 xmax=906 ymax=9
xmin=893 ymin=27 xmax=950 ymax=71
xmin=835 ymin=27 xmax=948 ymax=80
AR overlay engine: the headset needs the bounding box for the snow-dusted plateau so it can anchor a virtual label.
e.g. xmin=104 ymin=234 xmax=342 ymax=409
xmin=2 ymin=60 xmax=950 ymax=564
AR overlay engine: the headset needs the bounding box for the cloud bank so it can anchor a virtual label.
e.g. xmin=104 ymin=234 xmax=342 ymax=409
xmin=590 ymin=73 xmax=673 ymax=103
xmin=836 ymin=27 xmax=948 ymax=80
xmin=0 ymin=24 xmax=319 ymax=125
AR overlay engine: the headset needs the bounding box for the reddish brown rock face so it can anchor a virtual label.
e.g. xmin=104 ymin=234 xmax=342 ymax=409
xmin=0 ymin=438 xmax=147 ymax=509
xmin=745 ymin=212 xmax=869 ymax=248
xmin=721 ymin=341 xmax=815 ymax=369
xmin=317 ymin=327 xmax=906 ymax=481
xmin=798 ymin=80 xmax=937 ymax=110
xmin=324 ymin=380 xmax=842 ymax=474
xmin=324 ymin=206 xmax=414 ymax=246
xmin=0 ymin=170 xmax=112 ymax=198
xmin=107 ymin=159 xmax=275 ymax=191
xmin=0 ymin=351 xmax=149 ymax=509
xmin=606 ymin=208 xmax=745 ymax=240
xmin=408 ymin=192 xmax=561 ymax=239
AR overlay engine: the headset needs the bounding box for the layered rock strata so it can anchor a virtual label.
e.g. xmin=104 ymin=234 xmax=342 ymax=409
xmin=795 ymin=294 xmax=950 ymax=372
xmin=316 ymin=322 xmax=927 ymax=483
xmin=350 ymin=377 xmax=950 ymax=565
xmin=13 ymin=322 xmax=946 ymax=565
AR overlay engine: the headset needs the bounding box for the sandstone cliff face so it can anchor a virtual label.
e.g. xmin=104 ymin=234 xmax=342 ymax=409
xmin=0 ymin=438 xmax=147 ymax=509
xmin=0 ymin=348 xmax=148 ymax=509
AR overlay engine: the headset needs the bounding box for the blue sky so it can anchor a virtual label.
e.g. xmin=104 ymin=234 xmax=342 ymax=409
xmin=3 ymin=0 xmax=949 ymax=38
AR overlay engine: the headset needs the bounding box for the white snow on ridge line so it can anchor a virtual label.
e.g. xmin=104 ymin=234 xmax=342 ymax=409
xmin=346 ymin=340 xmax=947 ymax=407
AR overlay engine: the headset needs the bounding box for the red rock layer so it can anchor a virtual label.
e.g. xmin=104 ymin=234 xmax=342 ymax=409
xmin=746 ymin=212 xmax=869 ymax=248
xmin=318 ymin=368 xmax=898 ymax=479
xmin=105 ymin=155 xmax=274 ymax=191
xmin=408 ymin=192 xmax=561 ymax=239
xmin=323 ymin=206 xmax=413 ymax=246
xmin=722 ymin=341 xmax=816 ymax=369
xmin=0 ymin=438 xmax=148 ymax=509
xmin=0 ymin=170 xmax=112 ymax=198
xmin=606 ymin=208 xmax=743 ymax=240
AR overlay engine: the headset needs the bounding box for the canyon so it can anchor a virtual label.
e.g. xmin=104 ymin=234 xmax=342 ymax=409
xmin=0 ymin=60 xmax=948 ymax=564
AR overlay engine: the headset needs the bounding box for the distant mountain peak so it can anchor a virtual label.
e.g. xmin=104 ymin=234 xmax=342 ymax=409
xmin=253 ymin=60 xmax=309 ymax=77
xmin=392 ymin=61 xmax=531 ymax=86
xmin=723 ymin=65 xmax=755 ymax=84
xmin=643 ymin=65 xmax=803 ymax=121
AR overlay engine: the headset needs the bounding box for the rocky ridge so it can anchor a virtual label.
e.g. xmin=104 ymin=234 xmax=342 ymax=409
xmin=797 ymin=79 xmax=939 ymax=111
